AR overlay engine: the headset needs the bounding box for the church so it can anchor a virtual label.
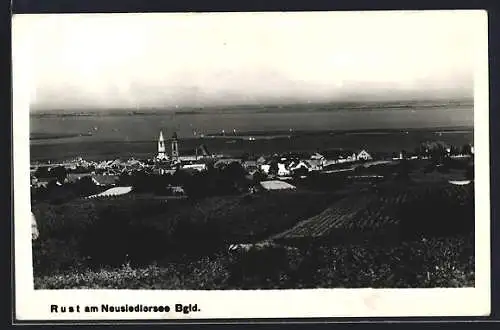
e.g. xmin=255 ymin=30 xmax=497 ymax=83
xmin=155 ymin=131 xmax=212 ymax=167
xmin=156 ymin=130 xmax=179 ymax=162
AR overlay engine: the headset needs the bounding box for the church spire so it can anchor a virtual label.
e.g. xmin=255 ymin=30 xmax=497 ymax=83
xmin=171 ymin=131 xmax=179 ymax=161
xmin=157 ymin=130 xmax=167 ymax=160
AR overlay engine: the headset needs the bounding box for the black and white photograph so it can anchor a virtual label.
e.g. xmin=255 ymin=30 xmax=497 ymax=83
xmin=13 ymin=10 xmax=490 ymax=320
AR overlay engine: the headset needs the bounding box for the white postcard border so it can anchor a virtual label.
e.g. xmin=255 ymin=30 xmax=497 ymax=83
xmin=13 ymin=10 xmax=491 ymax=321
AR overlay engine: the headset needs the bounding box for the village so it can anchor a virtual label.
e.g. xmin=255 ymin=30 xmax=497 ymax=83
xmin=30 ymin=130 xmax=475 ymax=201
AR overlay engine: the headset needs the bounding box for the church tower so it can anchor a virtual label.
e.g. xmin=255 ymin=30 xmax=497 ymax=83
xmin=171 ymin=132 xmax=179 ymax=161
xmin=157 ymin=131 xmax=167 ymax=160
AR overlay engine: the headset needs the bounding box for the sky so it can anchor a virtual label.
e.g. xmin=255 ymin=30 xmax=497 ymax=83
xmin=13 ymin=10 xmax=484 ymax=111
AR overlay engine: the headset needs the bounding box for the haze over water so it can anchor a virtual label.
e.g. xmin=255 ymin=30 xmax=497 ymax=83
xmin=31 ymin=104 xmax=473 ymax=143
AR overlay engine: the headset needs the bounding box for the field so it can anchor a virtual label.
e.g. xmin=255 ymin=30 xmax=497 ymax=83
xmin=272 ymin=183 xmax=474 ymax=243
xmin=33 ymin=174 xmax=475 ymax=289
xmin=32 ymin=190 xmax=341 ymax=273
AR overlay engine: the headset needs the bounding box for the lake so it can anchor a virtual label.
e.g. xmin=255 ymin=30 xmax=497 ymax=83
xmin=30 ymin=105 xmax=474 ymax=161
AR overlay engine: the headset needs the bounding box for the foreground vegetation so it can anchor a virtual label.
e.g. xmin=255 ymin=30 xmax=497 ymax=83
xmin=32 ymin=157 xmax=475 ymax=289
xmin=32 ymin=190 xmax=339 ymax=273
xmin=274 ymin=183 xmax=474 ymax=242
xmin=35 ymin=235 xmax=474 ymax=289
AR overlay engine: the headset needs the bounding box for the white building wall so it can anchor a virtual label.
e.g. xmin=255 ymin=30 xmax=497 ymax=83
xmin=277 ymin=163 xmax=290 ymax=176
xmin=260 ymin=164 xmax=271 ymax=174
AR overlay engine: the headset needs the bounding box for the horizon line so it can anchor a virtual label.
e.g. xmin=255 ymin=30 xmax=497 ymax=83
xmin=30 ymin=96 xmax=474 ymax=114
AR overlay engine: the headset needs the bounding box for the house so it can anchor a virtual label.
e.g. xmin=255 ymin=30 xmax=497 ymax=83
xmin=123 ymin=162 xmax=144 ymax=171
xmin=277 ymin=163 xmax=291 ymax=176
xmin=103 ymin=159 xmax=123 ymax=169
xmin=321 ymin=149 xmax=355 ymax=164
xmin=392 ymin=151 xmax=404 ymax=160
xmin=306 ymin=159 xmax=323 ymax=171
xmin=31 ymin=177 xmax=49 ymax=188
xmin=289 ymin=160 xmax=312 ymax=172
xmin=179 ymin=155 xmax=200 ymax=162
xmin=91 ymin=175 xmax=119 ymax=187
xmin=95 ymin=161 xmax=109 ymax=170
xmin=157 ymin=168 xmax=176 ymax=175
xmin=243 ymin=160 xmax=258 ymax=170
xmin=96 ymin=168 xmax=120 ymax=176
xmin=449 ymin=180 xmax=472 ymax=186
xmin=166 ymin=185 xmax=186 ymax=196
xmin=67 ymin=173 xmax=93 ymax=183
xmin=347 ymin=153 xmax=358 ymax=162
xmin=260 ymin=164 xmax=271 ymax=174
xmin=256 ymin=156 xmax=267 ymax=165
xmin=87 ymin=186 xmax=133 ymax=199
xmin=181 ymin=163 xmax=207 ymax=172
xmin=214 ymin=158 xmax=242 ymax=169
xmin=356 ymin=149 xmax=372 ymax=161
xmin=243 ymin=160 xmax=259 ymax=175
xmin=310 ymin=152 xmax=325 ymax=161
xmin=320 ymin=148 xmax=372 ymax=164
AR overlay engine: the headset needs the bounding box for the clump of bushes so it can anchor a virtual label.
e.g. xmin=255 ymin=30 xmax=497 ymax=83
xmin=396 ymin=185 xmax=474 ymax=239
xmin=34 ymin=235 xmax=474 ymax=289
xmin=35 ymin=258 xmax=232 ymax=290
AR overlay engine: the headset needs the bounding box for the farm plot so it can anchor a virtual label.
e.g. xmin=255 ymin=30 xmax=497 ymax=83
xmin=270 ymin=183 xmax=474 ymax=242
xmin=270 ymin=194 xmax=373 ymax=240
xmin=440 ymin=184 xmax=474 ymax=206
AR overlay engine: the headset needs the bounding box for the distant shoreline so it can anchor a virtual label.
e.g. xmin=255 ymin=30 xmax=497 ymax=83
xmin=203 ymin=126 xmax=474 ymax=138
xmin=30 ymin=132 xmax=93 ymax=141
xmin=30 ymin=126 xmax=473 ymax=142
xmin=30 ymin=99 xmax=474 ymax=117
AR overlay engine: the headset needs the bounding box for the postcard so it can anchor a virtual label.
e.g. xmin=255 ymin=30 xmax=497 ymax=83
xmin=12 ymin=10 xmax=490 ymax=321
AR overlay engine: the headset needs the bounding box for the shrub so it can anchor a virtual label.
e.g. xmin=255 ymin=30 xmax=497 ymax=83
xmin=227 ymin=246 xmax=291 ymax=288
xmin=34 ymin=235 xmax=474 ymax=289
xmin=32 ymin=238 xmax=83 ymax=275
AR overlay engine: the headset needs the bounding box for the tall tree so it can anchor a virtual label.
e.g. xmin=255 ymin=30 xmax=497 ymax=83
xmin=50 ymin=166 xmax=67 ymax=183
xmin=268 ymin=162 xmax=279 ymax=176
